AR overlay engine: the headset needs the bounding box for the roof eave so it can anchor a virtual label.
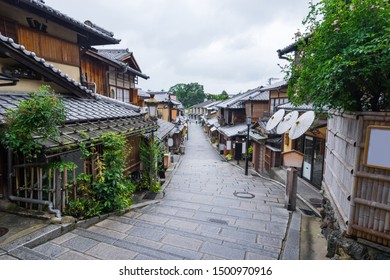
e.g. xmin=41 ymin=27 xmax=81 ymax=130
xmin=10 ymin=0 xmax=120 ymax=46
xmin=0 ymin=38 xmax=93 ymax=98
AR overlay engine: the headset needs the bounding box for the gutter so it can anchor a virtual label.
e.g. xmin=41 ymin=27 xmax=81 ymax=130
xmin=8 ymin=195 xmax=62 ymax=219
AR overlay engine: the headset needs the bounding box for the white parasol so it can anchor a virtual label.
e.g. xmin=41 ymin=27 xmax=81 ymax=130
xmin=266 ymin=109 xmax=285 ymax=131
xmin=289 ymin=111 xmax=315 ymax=139
xmin=276 ymin=110 xmax=299 ymax=134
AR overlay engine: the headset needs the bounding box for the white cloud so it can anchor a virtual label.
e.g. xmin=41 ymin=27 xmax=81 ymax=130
xmin=47 ymin=0 xmax=311 ymax=94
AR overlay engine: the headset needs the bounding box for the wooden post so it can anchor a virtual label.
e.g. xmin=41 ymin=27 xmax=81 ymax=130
xmin=285 ymin=167 xmax=298 ymax=211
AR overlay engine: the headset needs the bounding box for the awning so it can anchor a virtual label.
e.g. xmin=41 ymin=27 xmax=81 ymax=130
xmin=39 ymin=116 xmax=157 ymax=157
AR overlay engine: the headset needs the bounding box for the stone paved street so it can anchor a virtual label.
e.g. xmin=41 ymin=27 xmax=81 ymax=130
xmin=21 ymin=122 xmax=291 ymax=260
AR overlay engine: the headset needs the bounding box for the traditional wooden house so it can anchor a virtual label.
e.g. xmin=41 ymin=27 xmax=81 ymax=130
xmin=215 ymin=89 xmax=255 ymax=156
xmin=81 ymin=48 xmax=149 ymax=106
xmin=242 ymin=87 xmax=269 ymax=122
xmin=204 ymin=117 xmax=219 ymax=141
xmin=137 ymin=89 xmax=151 ymax=108
xmin=189 ymin=99 xmax=214 ymax=122
xmin=250 ymin=120 xmax=280 ymax=174
xmin=264 ymin=81 xmax=289 ymax=114
xmin=148 ymin=91 xmax=183 ymax=122
xmin=0 ymin=1 xmax=156 ymax=215
xmin=203 ymin=100 xmax=221 ymax=120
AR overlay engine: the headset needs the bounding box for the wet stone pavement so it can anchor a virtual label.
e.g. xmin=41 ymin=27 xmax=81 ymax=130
xmin=3 ymin=122 xmax=291 ymax=260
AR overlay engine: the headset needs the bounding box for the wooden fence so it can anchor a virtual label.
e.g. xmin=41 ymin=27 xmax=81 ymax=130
xmin=324 ymin=111 xmax=390 ymax=247
xmin=12 ymin=158 xmax=97 ymax=213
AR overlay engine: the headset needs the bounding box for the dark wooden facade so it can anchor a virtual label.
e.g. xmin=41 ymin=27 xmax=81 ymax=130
xmin=80 ymin=55 xmax=107 ymax=95
xmin=17 ymin=26 xmax=80 ymax=67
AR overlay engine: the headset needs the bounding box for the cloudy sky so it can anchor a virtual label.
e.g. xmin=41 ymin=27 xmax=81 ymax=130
xmin=48 ymin=0 xmax=312 ymax=95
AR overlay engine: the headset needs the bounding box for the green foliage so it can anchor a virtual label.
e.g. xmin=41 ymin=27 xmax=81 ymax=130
xmin=139 ymin=137 xmax=165 ymax=192
xmin=65 ymin=133 xmax=136 ymax=218
xmin=93 ymin=133 xmax=135 ymax=212
xmin=1 ymin=85 xmax=66 ymax=160
xmin=169 ymin=83 xmax=206 ymax=108
xmin=64 ymin=173 xmax=102 ymax=219
xmin=284 ymin=0 xmax=390 ymax=112
xmin=206 ymin=90 xmax=230 ymax=101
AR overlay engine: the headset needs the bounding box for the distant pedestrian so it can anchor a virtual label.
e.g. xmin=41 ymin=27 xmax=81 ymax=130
xmin=196 ymin=120 xmax=198 ymax=125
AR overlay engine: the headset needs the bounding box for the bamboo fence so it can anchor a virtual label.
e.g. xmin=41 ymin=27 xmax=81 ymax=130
xmin=323 ymin=111 xmax=390 ymax=247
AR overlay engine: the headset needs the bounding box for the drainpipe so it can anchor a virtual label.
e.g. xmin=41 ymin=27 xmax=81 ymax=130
xmin=8 ymin=195 xmax=62 ymax=219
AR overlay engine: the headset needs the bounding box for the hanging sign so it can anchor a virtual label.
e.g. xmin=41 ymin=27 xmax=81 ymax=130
xmin=363 ymin=126 xmax=390 ymax=170
xmin=226 ymin=141 xmax=232 ymax=150
xmin=168 ymin=138 xmax=174 ymax=147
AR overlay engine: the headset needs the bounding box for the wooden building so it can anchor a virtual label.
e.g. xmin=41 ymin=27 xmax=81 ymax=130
xmin=148 ymin=91 xmax=184 ymax=122
xmin=0 ymin=1 xmax=156 ymax=214
xmin=81 ymin=48 xmax=149 ymax=106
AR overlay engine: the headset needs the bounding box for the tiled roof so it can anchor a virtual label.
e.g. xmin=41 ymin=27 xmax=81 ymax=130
xmin=242 ymin=90 xmax=269 ymax=101
xmin=0 ymin=33 xmax=94 ymax=98
xmin=260 ymin=80 xmax=287 ymax=91
xmin=0 ymin=93 xmax=156 ymax=154
xmin=0 ymin=93 xmax=142 ymax=125
xmin=95 ymin=49 xmax=149 ymax=79
xmin=191 ymin=100 xmax=215 ymax=108
xmin=12 ymin=0 xmax=120 ymax=45
xmin=217 ymin=87 xmax=261 ymax=109
xmin=138 ymin=90 xmax=151 ymax=98
xmin=42 ymin=115 xmax=155 ymax=155
xmin=149 ymin=92 xmax=183 ymax=108
xmin=217 ymin=123 xmax=248 ymax=138
xmin=156 ymin=119 xmax=175 ymax=140
xmin=151 ymin=92 xmax=171 ymax=102
xmin=206 ymin=117 xmax=218 ymax=127
xmin=97 ymin=49 xmax=132 ymax=61
xmin=205 ymin=100 xmax=223 ymax=109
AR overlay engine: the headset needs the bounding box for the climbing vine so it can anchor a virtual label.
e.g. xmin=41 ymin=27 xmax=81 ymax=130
xmin=93 ymin=132 xmax=135 ymax=212
xmin=1 ymin=85 xmax=66 ymax=160
xmin=139 ymin=136 xmax=166 ymax=192
xmin=66 ymin=132 xmax=136 ymax=217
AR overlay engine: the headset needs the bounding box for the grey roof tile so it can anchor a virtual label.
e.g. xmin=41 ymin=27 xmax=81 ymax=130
xmin=156 ymin=119 xmax=176 ymax=140
xmin=217 ymin=123 xmax=248 ymax=138
xmin=217 ymin=87 xmax=261 ymax=109
xmin=0 ymin=93 xmax=141 ymax=124
xmin=95 ymin=49 xmax=149 ymax=79
xmin=0 ymin=33 xmax=94 ymax=98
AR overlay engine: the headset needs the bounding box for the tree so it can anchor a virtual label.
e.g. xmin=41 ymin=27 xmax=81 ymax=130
xmin=284 ymin=0 xmax=390 ymax=112
xmin=1 ymin=85 xmax=66 ymax=160
xmin=205 ymin=90 xmax=229 ymax=101
xmin=215 ymin=90 xmax=229 ymax=101
xmin=169 ymin=83 xmax=205 ymax=108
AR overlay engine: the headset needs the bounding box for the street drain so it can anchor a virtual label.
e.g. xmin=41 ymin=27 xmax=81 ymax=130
xmin=233 ymin=191 xmax=255 ymax=199
xmin=0 ymin=227 xmax=9 ymax=237
xmin=208 ymin=218 xmax=228 ymax=225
